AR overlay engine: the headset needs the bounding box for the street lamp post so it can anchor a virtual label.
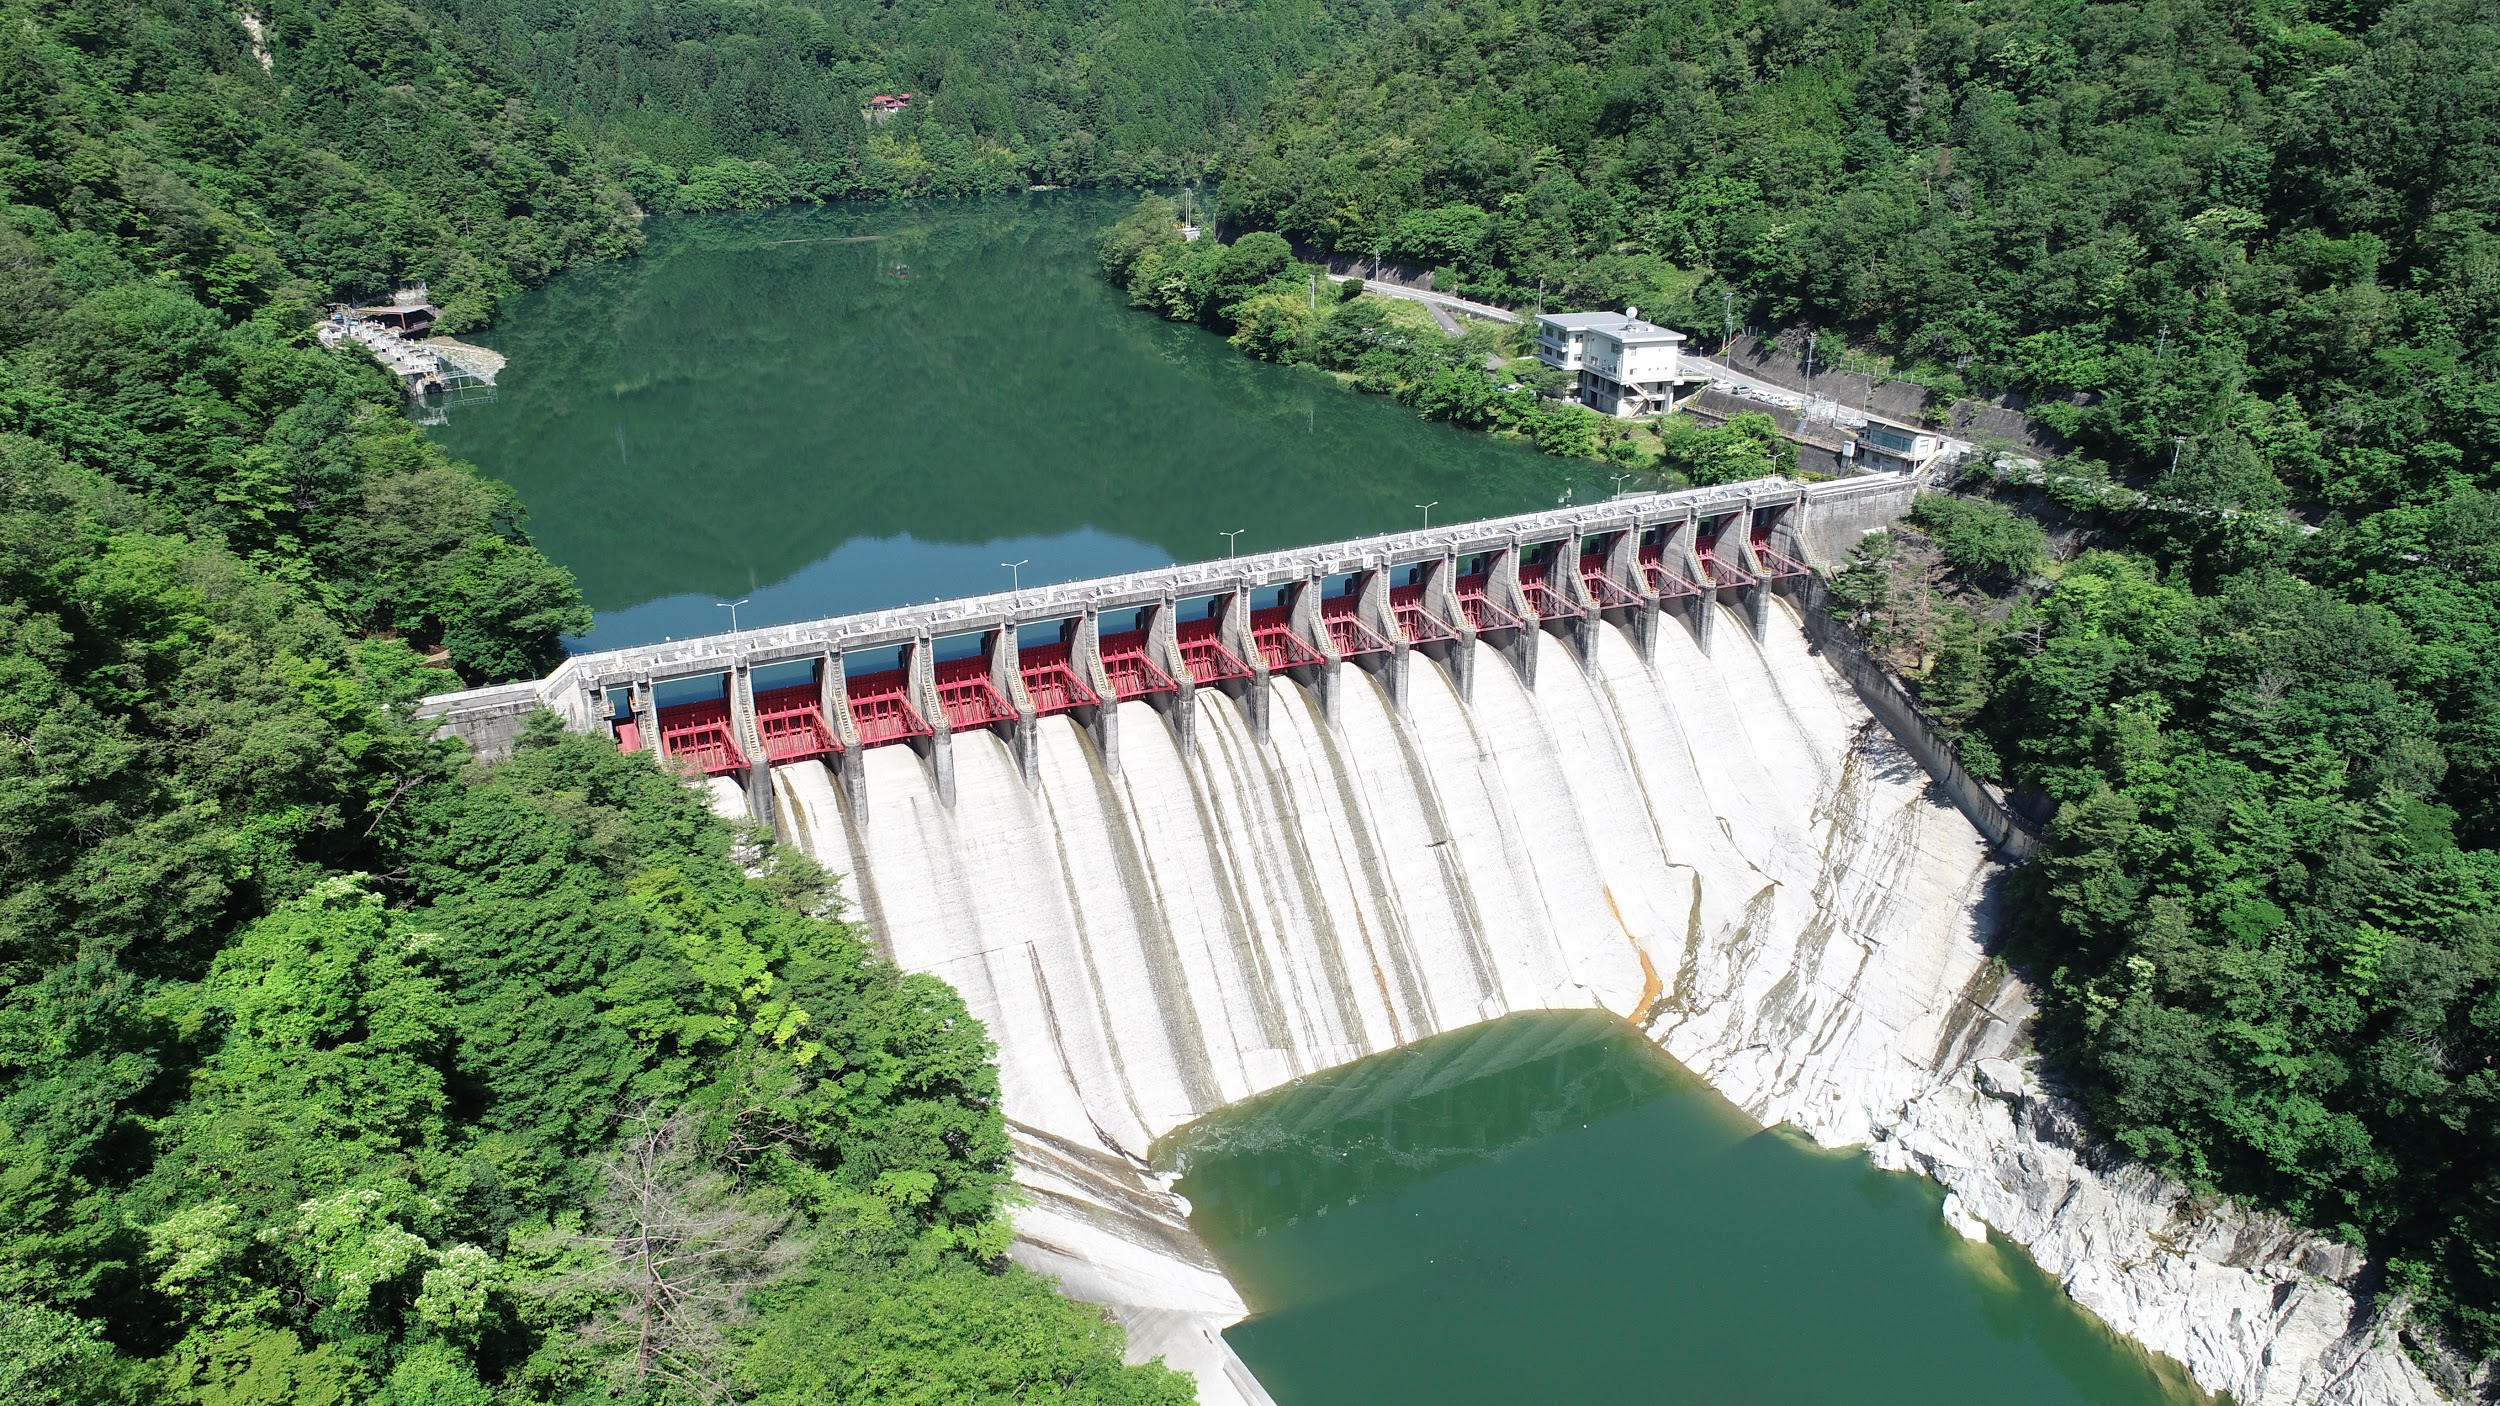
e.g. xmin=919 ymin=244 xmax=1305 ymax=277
xmin=1000 ymin=559 xmax=1029 ymax=603
xmin=716 ymin=598 xmax=749 ymax=642
xmin=1415 ymin=501 xmax=1438 ymax=528
xmin=1221 ymin=528 xmax=1246 ymax=558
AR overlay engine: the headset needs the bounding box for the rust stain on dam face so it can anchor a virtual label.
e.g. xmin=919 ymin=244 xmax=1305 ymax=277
xmin=1604 ymin=884 xmax=1665 ymax=1017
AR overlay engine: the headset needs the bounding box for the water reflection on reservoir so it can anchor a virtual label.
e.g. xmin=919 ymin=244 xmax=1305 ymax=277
xmin=1158 ymin=1013 xmax=2207 ymax=1406
xmin=425 ymin=194 xmax=1586 ymax=649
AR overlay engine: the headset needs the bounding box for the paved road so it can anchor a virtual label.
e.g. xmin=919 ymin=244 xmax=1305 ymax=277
xmin=1326 ymin=273 xmax=1519 ymax=326
xmin=1325 ymin=272 xmax=1968 ymax=467
xmin=1692 ymin=353 xmax=1974 ymax=461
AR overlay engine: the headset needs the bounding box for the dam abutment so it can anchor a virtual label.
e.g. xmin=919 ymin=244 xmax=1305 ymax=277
xmin=1782 ymin=573 xmax=2040 ymax=861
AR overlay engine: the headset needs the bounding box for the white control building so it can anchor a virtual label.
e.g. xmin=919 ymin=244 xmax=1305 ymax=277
xmin=1854 ymin=420 xmax=1947 ymax=474
xmin=1534 ymin=308 xmax=1689 ymax=417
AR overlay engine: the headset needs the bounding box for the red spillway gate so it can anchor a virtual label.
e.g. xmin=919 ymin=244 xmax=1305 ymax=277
xmin=1249 ymin=606 xmax=1325 ymax=670
xmin=1175 ymin=617 xmax=1253 ymax=685
xmin=1638 ymin=539 xmax=1703 ymax=599
xmin=1696 ymin=521 xmax=1758 ymax=588
xmin=934 ymin=656 xmax=1017 ymax=730
xmin=1388 ymin=584 xmax=1459 ymax=644
xmin=846 ymin=669 xmax=933 ymax=747
xmin=1453 ymin=571 xmax=1527 ymax=632
xmin=1750 ymin=520 xmax=1811 ymax=578
xmin=1097 ymin=630 xmax=1178 ymax=700
xmin=1516 ymin=559 xmax=1580 ymax=621
xmin=753 ymin=683 xmax=840 ymax=764
xmin=1320 ymin=595 xmax=1394 ymax=657
xmin=1697 ymin=548 xmax=1757 ymax=588
xmin=1018 ymin=641 xmax=1100 ymax=717
xmin=1579 ymin=551 xmax=1645 ymax=608
xmin=654 ymin=698 xmax=747 ymax=777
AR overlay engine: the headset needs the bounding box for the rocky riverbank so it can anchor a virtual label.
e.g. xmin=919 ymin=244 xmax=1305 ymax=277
xmin=1867 ymin=1055 xmax=2441 ymax=1406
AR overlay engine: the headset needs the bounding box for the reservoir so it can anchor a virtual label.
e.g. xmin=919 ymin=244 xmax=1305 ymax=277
xmin=1163 ymin=1013 xmax=2203 ymax=1406
xmin=432 ymin=199 xmax=2204 ymax=1405
xmin=426 ymin=193 xmax=1583 ymax=648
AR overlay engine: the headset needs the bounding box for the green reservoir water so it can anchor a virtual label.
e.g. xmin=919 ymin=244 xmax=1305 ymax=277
xmin=1161 ymin=1013 xmax=2205 ymax=1406
xmin=427 ymin=193 xmax=1583 ymax=648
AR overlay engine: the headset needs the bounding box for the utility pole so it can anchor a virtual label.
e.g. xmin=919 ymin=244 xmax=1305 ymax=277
xmin=2170 ymin=436 xmax=2187 ymax=474
xmin=1722 ymin=289 xmax=1735 ymax=366
xmin=1802 ymin=325 xmax=1815 ymax=385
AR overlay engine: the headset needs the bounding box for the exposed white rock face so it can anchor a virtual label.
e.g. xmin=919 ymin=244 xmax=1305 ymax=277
xmin=1869 ymin=1057 xmax=2443 ymax=1406
xmin=770 ymin=599 xmax=2444 ymax=1406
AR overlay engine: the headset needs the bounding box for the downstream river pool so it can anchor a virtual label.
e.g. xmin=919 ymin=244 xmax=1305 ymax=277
xmin=432 ymin=197 xmax=2203 ymax=1405
xmin=428 ymin=192 xmax=1584 ymax=649
xmin=1163 ymin=1013 xmax=2204 ymax=1406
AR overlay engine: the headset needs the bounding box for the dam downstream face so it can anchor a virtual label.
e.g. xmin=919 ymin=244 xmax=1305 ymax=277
xmin=1163 ymin=1013 xmax=2202 ymax=1406
xmin=758 ymin=595 xmax=2171 ymax=1402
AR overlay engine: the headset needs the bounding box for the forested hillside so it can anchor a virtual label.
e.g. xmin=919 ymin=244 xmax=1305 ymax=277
xmin=7 ymin=0 xmax=2497 ymax=1382
xmin=416 ymin=0 xmax=1416 ymax=211
xmin=1224 ymin=0 xmax=2496 ymax=494
xmin=0 ymin=0 xmax=1190 ymax=1400
xmin=1216 ymin=0 xmax=2500 ymax=1360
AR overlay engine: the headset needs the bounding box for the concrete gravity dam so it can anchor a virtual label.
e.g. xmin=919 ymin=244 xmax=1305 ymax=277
xmin=424 ymin=472 xmax=2434 ymax=1406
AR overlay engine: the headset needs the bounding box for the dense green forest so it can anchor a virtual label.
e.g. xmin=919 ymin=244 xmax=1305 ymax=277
xmin=0 ymin=0 xmax=640 ymax=328
xmin=413 ymin=0 xmax=1415 ymax=213
xmin=6 ymin=0 xmax=2499 ymax=1380
xmin=1206 ymin=0 xmax=2500 ymax=1361
xmin=0 ymin=0 xmax=1189 ymax=1400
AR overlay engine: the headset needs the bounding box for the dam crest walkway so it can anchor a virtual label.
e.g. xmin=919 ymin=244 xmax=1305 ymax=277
xmin=420 ymin=472 xmax=1919 ymax=826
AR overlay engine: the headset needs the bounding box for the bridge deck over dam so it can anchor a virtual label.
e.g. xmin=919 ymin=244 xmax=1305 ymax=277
xmin=422 ymin=473 xmax=1918 ymax=814
xmin=419 ymin=470 xmax=2041 ymax=1406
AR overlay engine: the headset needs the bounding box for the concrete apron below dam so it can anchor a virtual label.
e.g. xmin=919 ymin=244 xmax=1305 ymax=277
xmin=714 ymin=597 xmax=2440 ymax=1406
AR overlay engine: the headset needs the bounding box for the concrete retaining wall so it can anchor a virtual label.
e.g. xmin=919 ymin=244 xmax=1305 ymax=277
xmin=1723 ymin=335 xmax=2075 ymax=457
xmin=416 ymin=682 xmax=543 ymax=761
xmin=1783 ymin=575 xmax=2038 ymax=860
xmin=1794 ymin=474 xmax=1919 ymax=566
